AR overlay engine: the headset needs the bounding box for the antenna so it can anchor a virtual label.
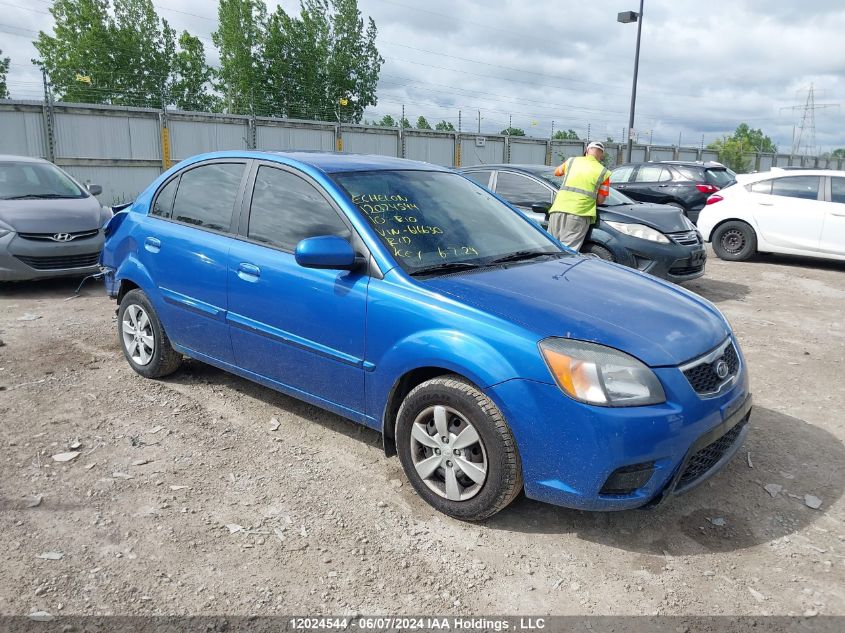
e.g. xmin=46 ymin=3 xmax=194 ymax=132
xmin=780 ymin=84 xmax=839 ymax=156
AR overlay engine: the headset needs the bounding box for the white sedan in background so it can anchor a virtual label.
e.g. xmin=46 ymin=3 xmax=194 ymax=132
xmin=697 ymin=168 xmax=845 ymax=262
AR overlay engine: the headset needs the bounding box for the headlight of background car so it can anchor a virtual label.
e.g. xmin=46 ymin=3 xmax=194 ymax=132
xmin=0 ymin=229 xmax=11 ymax=239
xmin=539 ymin=338 xmax=666 ymax=407
xmin=605 ymin=221 xmax=669 ymax=244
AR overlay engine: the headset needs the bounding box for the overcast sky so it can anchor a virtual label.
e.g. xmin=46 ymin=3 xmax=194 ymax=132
xmin=2 ymin=0 xmax=844 ymax=153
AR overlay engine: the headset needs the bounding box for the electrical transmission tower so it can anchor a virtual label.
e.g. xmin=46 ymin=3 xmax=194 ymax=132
xmin=780 ymin=84 xmax=839 ymax=156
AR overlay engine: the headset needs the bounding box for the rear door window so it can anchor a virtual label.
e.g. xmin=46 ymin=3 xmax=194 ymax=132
xmin=151 ymin=177 xmax=178 ymax=218
xmin=609 ymin=166 xmax=634 ymax=183
xmin=830 ymin=177 xmax=845 ymax=204
xmin=463 ymin=171 xmax=493 ymax=188
xmin=770 ymin=176 xmax=820 ymax=201
xmin=748 ymin=179 xmax=772 ymax=195
xmin=494 ymin=172 xmax=552 ymax=205
xmin=634 ymin=166 xmax=671 ymax=182
xmin=171 ymin=163 xmax=246 ymax=232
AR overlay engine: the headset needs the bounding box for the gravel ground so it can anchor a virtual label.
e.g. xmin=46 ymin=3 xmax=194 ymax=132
xmin=1 ymin=248 xmax=843 ymax=618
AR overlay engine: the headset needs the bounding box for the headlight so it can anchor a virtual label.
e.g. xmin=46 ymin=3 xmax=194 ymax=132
xmin=605 ymin=221 xmax=670 ymax=243
xmin=0 ymin=229 xmax=11 ymax=239
xmin=539 ymin=338 xmax=666 ymax=407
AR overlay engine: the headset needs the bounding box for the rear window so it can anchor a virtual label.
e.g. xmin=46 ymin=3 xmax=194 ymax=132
xmin=706 ymin=168 xmax=735 ymax=188
xmin=674 ymin=166 xmax=703 ymax=181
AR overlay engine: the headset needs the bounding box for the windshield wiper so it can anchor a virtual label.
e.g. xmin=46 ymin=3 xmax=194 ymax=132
xmin=3 ymin=193 xmax=76 ymax=200
xmin=486 ymin=250 xmax=562 ymax=265
xmin=409 ymin=261 xmax=484 ymax=277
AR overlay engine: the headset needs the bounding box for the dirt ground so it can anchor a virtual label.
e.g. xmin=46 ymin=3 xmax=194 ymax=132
xmin=1 ymin=248 xmax=843 ymax=618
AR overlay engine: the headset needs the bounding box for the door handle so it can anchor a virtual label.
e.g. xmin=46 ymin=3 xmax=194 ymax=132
xmin=144 ymin=236 xmax=161 ymax=253
xmin=832 ymin=212 xmax=845 ymax=217
xmin=237 ymin=262 xmax=261 ymax=281
xmin=658 ymin=184 xmax=670 ymax=188
xmin=757 ymin=201 xmax=774 ymax=206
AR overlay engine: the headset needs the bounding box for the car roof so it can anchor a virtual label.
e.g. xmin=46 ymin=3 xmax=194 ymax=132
xmin=202 ymin=150 xmax=451 ymax=174
xmin=457 ymin=164 xmax=552 ymax=174
xmin=614 ymin=161 xmax=727 ymax=170
xmin=744 ymin=168 xmax=845 ymax=179
xmin=0 ymin=155 xmax=51 ymax=164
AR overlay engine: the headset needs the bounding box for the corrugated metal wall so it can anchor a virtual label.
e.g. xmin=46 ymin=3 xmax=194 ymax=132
xmin=2 ymin=100 xmax=840 ymax=205
xmin=404 ymin=132 xmax=454 ymax=166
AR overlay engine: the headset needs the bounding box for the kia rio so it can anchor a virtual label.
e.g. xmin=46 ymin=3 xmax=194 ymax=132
xmin=101 ymin=151 xmax=752 ymax=520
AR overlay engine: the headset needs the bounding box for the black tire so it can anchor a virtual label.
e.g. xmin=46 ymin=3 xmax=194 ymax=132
xmin=711 ymin=220 xmax=757 ymax=261
xmin=395 ymin=375 xmax=522 ymax=521
xmin=582 ymin=243 xmax=615 ymax=261
xmin=117 ymin=289 xmax=182 ymax=378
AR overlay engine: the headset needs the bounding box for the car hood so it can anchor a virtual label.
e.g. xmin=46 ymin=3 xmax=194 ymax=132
xmin=0 ymin=197 xmax=102 ymax=233
xmin=599 ymin=203 xmax=689 ymax=232
xmin=426 ymin=257 xmax=728 ymax=367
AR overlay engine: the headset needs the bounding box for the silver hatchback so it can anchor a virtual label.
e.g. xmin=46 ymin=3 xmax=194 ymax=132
xmin=0 ymin=155 xmax=111 ymax=281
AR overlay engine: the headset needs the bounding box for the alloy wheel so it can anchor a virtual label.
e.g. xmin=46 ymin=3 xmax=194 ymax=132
xmin=121 ymin=304 xmax=155 ymax=366
xmin=409 ymin=405 xmax=488 ymax=501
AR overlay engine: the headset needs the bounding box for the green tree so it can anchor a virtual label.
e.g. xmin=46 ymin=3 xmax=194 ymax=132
xmin=416 ymin=116 xmax=432 ymax=130
xmin=398 ymin=116 xmax=410 ymax=129
xmin=325 ymin=0 xmax=383 ymax=123
xmin=831 ymin=148 xmax=845 ymax=159
xmin=0 ymin=50 xmax=9 ymax=99
xmin=170 ymin=32 xmax=217 ymax=112
xmin=213 ymin=0 xmax=266 ymax=114
xmin=552 ymin=128 xmax=579 ymax=140
xmin=435 ymin=120 xmax=455 ymax=131
xmin=33 ymin=0 xmax=115 ymax=103
xmin=34 ymin=0 xmax=177 ymax=106
xmin=708 ymin=123 xmax=777 ymax=172
xmin=373 ymin=114 xmax=395 ymax=127
xmin=109 ymin=0 xmax=176 ymax=106
xmin=500 ymin=127 xmax=525 ymax=136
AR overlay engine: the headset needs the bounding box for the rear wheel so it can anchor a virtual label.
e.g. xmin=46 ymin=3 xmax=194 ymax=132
xmin=396 ymin=376 xmax=522 ymax=521
xmin=712 ymin=220 xmax=757 ymax=261
xmin=582 ymin=243 xmax=615 ymax=261
xmin=118 ymin=289 xmax=182 ymax=378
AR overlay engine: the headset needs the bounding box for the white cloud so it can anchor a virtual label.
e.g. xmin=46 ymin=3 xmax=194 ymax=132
xmin=2 ymin=0 xmax=843 ymax=152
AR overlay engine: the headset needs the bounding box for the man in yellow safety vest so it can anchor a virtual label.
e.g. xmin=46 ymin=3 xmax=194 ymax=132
xmin=549 ymin=141 xmax=611 ymax=251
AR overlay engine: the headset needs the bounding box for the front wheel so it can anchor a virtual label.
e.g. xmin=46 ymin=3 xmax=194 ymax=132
xmin=712 ymin=220 xmax=757 ymax=261
xmin=582 ymin=243 xmax=615 ymax=261
xmin=396 ymin=376 xmax=522 ymax=521
xmin=118 ymin=289 xmax=182 ymax=378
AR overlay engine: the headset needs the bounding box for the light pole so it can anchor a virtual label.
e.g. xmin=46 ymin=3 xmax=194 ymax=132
xmin=618 ymin=0 xmax=644 ymax=163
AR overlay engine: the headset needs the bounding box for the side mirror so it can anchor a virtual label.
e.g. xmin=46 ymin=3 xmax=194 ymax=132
xmin=295 ymin=235 xmax=357 ymax=270
xmin=87 ymin=183 xmax=103 ymax=196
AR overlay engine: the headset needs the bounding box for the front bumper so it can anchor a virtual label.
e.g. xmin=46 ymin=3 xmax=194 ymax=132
xmin=599 ymin=233 xmax=706 ymax=283
xmin=485 ymin=356 xmax=750 ymax=511
xmin=0 ymin=231 xmax=104 ymax=281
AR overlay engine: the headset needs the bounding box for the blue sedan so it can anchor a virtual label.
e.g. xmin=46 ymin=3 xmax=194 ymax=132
xmin=101 ymin=151 xmax=751 ymax=520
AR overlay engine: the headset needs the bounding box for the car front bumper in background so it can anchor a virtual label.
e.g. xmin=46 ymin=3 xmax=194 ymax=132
xmin=0 ymin=230 xmax=104 ymax=281
xmin=485 ymin=356 xmax=750 ymax=511
xmin=600 ymin=232 xmax=707 ymax=283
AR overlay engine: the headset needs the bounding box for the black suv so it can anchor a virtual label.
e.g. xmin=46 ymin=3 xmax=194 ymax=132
xmin=610 ymin=161 xmax=736 ymax=223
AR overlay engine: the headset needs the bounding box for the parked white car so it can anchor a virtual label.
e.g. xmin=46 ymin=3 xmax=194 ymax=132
xmin=697 ymin=168 xmax=845 ymax=262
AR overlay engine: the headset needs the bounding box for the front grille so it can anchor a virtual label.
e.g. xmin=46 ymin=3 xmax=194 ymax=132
xmin=669 ymin=264 xmax=705 ymax=276
xmin=682 ymin=340 xmax=740 ymax=396
xmin=667 ymin=229 xmax=701 ymax=246
xmin=677 ymin=419 xmax=746 ymax=489
xmin=16 ymin=252 xmax=100 ymax=270
xmin=17 ymin=229 xmax=100 ymax=242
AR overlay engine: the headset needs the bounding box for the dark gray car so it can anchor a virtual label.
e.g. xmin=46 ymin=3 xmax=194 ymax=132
xmin=0 ymin=155 xmax=110 ymax=281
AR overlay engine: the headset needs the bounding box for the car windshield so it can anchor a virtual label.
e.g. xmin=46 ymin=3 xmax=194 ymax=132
xmin=0 ymin=161 xmax=87 ymax=200
xmin=706 ymin=168 xmax=735 ymax=188
xmin=534 ymin=169 xmax=634 ymax=207
xmin=332 ymin=170 xmax=565 ymax=274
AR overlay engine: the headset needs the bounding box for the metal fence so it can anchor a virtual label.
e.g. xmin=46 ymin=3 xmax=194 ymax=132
xmin=1 ymin=99 xmax=841 ymax=205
